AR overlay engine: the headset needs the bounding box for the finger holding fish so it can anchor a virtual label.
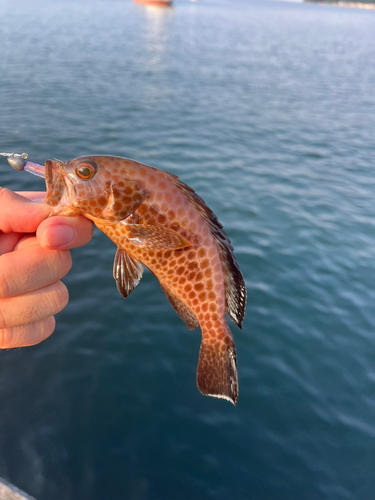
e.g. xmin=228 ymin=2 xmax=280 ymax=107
xmin=16 ymin=191 xmax=46 ymax=202
xmin=0 ymin=281 xmax=68 ymax=331
xmin=0 ymin=184 xmax=94 ymax=348
xmin=0 ymin=187 xmax=50 ymax=234
xmin=37 ymin=215 xmax=94 ymax=250
xmin=0 ymin=316 xmax=56 ymax=349
xmin=0 ymin=271 xmax=68 ymax=349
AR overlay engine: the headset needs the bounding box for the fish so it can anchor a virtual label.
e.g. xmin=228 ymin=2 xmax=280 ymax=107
xmin=11 ymin=154 xmax=247 ymax=404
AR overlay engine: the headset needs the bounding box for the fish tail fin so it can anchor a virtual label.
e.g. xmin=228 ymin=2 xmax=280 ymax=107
xmin=196 ymin=323 xmax=238 ymax=405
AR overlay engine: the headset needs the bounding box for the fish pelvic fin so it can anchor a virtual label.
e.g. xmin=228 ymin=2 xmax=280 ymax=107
xmin=113 ymin=248 xmax=144 ymax=299
xmin=196 ymin=323 xmax=238 ymax=405
xmin=159 ymin=283 xmax=199 ymax=330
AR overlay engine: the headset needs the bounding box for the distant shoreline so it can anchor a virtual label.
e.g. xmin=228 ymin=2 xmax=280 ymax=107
xmin=305 ymin=0 xmax=375 ymax=8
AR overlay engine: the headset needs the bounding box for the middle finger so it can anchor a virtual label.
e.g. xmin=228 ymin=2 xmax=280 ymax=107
xmin=0 ymin=281 xmax=69 ymax=329
xmin=0 ymin=239 xmax=71 ymax=298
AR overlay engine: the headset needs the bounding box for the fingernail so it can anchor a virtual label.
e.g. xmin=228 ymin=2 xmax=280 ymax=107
xmin=41 ymin=225 xmax=75 ymax=248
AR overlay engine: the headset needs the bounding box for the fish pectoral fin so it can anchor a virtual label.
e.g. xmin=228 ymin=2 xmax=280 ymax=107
xmin=102 ymin=181 xmax=149 ymax=222
xmin=123 ymin=223 xmax=193 ymax=250
xmin=113 ymin=248 xmax=144 ymax=299
xmin=160 ymin=284 xmax=199 ymax=330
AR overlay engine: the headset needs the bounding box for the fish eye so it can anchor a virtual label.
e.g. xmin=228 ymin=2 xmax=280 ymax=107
xmin=76 ymin=161 xmax=97 ymax=180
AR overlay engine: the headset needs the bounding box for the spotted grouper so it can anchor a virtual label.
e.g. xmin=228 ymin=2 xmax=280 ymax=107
xmin=15 ymin=155 xmax=247 ymax=404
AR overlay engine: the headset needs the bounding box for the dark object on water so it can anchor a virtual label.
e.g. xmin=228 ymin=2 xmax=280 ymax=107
xmin=133 ymin=0 xmax=173 ymax=6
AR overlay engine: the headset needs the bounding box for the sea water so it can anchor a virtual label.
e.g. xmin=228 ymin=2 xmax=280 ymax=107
xmin=0 ymin=0 xmax=375 ymax=498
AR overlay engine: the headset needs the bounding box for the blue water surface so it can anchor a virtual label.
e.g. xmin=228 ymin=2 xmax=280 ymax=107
xmin=0 ymin=0 xmax=375 ymax=499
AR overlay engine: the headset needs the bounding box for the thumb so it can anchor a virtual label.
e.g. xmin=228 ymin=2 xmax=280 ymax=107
xmin=0 ymin=188 xmax=51 ymax=234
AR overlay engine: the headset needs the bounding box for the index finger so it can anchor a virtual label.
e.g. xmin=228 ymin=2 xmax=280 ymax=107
xmin=16 ymin=191 xmax=46 ymax=202
xmin=0 ymin=188 xmax=51 ymax=234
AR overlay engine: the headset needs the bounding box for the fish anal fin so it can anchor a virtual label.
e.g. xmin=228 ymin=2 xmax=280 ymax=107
xmin=160 ymin=284 xmax=199 ymax=330
xmin=196 ymin=325 xmax=238 ymax=405
xmin=122 ymin=223 xmax=193 ymax=251
xmin=113 ymin=248 xmax=144 ymax=299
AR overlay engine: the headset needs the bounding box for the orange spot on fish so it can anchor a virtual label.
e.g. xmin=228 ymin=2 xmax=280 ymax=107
xmin=188 ymin=261 xmax=198 ymax=270
xmin=198 ymin=248 xmax=206 ymax=258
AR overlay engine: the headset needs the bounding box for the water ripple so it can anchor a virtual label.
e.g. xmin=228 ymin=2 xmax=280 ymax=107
xmin=1 ymin=0 xmax=375 ymax=499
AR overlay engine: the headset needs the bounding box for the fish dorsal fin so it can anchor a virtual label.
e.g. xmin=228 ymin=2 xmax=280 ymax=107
xmin=160 ymin=284 xmax=199 ymax=330
xmin=119 ymin=222 xmax=193 ymax=251
xmin=113 ymin=248 xmax=144 ymax=299
xmin=169 ymin=175 xmax=246 ymax=329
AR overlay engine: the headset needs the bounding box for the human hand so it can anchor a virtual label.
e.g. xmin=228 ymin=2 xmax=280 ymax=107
xmin=0 ymin=188 xmax=93 ymax=348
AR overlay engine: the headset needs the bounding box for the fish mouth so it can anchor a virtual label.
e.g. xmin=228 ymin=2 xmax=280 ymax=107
xmin=45 ymin=159 xmax=68 ymax=208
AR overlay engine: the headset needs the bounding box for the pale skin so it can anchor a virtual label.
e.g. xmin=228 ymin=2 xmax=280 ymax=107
xmin=0 ymin=188 xmax=93 ymax=349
